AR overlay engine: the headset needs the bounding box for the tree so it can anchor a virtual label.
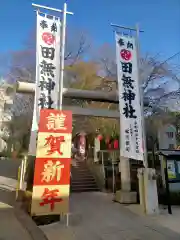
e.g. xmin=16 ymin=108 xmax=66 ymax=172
xmin=66 ymin=61 xmax=119 ymax=137
xmin=4 ymin=32 xmax=180 ymax=153
xmin=2 ymin=28 xmax=91 ymax=153
xmin=95 ymin=43 xmax=180 ymax=111
xmin=6 ymin=28 xmax=91 ymax=84
xmin=68 ymin=45 xmax=180 ymax=146
xmin=5 ymin=28 xmax=90 ymax=113
xmin=95 ymin=44 xmax=180 ymax=147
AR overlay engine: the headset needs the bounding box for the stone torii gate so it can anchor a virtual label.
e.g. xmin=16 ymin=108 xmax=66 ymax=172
xmin=16 ymin=81 xmax=149 ymax=117
xmin=15 ymin=80 xmax=149 ymax=203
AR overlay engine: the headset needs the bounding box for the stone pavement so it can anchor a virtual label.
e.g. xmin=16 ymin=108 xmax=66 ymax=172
xmin=0 ymin=159 xmax=47 ymax=240
xmin=0 ymin=200 xmax=48 ymax=240
xmin=40 ymin=192 xmax=180 ymax=240
xmin=0 ymin=202 xmax=32 ymax=240
xmin=0 ymin=160 xmax=32 ymax=240
xmin=125 ymin=204 xmax=180 ymax=235
xmin=153 ymin=206 xmax=180 ymax=234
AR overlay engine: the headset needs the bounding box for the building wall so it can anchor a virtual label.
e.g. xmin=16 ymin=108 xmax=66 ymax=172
xmin=158 ymin=124 xmax=177 ymax=150
xmin=0 ymin=84 xmax=14 ymax=153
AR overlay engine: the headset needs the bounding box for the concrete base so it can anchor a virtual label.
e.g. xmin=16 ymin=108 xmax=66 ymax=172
xmin=115 ymin=190 xmax=137 ymax=204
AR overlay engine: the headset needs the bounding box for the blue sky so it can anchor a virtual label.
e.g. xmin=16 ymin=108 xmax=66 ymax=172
xmin=0 ymin=0 xmax=180 ymax=60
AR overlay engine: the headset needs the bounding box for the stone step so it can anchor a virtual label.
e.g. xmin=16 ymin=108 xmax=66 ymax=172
xmin=71 ymin=185 xmax=97 ymax=189
xmin=71 ymin=187 xmax=100 ymax=192
xmin=71 ymin=166 xmax=88 ymax=169
xmin=71 ymin=179 xmax=96 ymax=183
xmin=71 ymin=177 xmax=97 ymax=183
xmin=71 ymin=167 xmax=90 ymax=171
xmin=72 ymin=177 xmax=94 ymax=180
xmin=72 ymin=169 xmax=92 ymax=172
xmin=71 ymin=186 xmax=98 ymax=190
xmin=71 ymin=169 xmax=89 ymax=172
xmin=71 ymin=178 xmax=96 ymax=183
xmin=70 ymin=161 xmax=99 ymax=193
xmin=71 ymin=172 xmax=93 ymax=175
xmin=71 ymin=178 xmax=97 ymax=184
xmin=71 ymin=182 xmax=96 ymax=187
xmin=72 ymin=163 xmax=88 ymax=166
xmin=71 ymin=172 xmax=94 ymax=176
xmin=71 ymin=172 xmax=91 ymax=176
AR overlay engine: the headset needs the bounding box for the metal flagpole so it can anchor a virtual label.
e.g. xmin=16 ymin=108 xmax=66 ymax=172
xmin=32 ymin=1 xmax=73 ymax=224
xmin=32 ymin=3 xmax=73 ymax=14
xmin=135 ymin=24 xmax=148 ymax=168
xmin=59 ymin=2 xmax=67 ymax=110
xmin=58 ymin=2 xmax=72 ymax=225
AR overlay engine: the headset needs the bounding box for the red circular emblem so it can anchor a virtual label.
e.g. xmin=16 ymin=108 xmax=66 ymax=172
xmin=42 ymin=32 xmax=55 ymax=45
xmin=120 ymin=49 xmax=132 ymax=61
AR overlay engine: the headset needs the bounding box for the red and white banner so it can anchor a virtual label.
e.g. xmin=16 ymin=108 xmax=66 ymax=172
xmin=115 ymin=33 xmax=144 ymax=161
xmin=31 ymin=109 xmax=72 ymax=216
xmin=29 ymin=12 xmax=61 ymax=156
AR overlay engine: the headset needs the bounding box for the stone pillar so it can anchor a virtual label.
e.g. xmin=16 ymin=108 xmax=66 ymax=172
xmin=144 ymin=168 xmax=159 ymax=214
xmin=118 ymin=157 xmax=137 ymax=203
xmin=120 ymin=157 xmax=131 ymax=191
xmin=137 ymin=168 xmax=146 ymax=212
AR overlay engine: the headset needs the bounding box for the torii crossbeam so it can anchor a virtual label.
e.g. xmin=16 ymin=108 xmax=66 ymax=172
xmin=15 ymin=81 xmax=150 ymax=118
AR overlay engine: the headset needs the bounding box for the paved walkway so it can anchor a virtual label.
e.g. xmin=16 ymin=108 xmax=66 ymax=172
xmin=154 ymin=206 xmax=180 ymax=234
xmin=125 ymin=204 xmax=180 ymax=235
xmin=0 ymin=203 xmax=32 ymax=240
xmin=0 ymin=159 xmax=47 ymax=240
xmin=0 ymin=158 xmax=180 ymax=239
xmin=41 ymin=192 xmax=180 ymax=240
xmin=0 ymin=176 xmax=33 ymax=240
xmin=0 ymin=159 xmax=31 ymax=240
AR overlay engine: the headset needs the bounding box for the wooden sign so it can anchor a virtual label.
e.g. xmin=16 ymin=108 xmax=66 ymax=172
xmin=31 ymin=109 xmax=72 ymax=216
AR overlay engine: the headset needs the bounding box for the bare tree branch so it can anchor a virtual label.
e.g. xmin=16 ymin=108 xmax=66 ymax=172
xmin=97 ymin=45 xmax=180 ymax=111
xmin=65 ymin=34 xmax=91 ymax=65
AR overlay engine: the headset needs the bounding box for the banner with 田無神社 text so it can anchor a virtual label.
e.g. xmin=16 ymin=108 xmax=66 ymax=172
xmin=115 ymin=33 xmax=144 ymax=161
xmin=28 ymin=13 xmax=61 ymax=156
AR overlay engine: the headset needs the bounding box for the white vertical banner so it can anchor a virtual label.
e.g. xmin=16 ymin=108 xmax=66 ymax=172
xmin=28 ymin=12 xmax=61 ymax=156
xmin=115 ymin=33 xmax=144 ymax=161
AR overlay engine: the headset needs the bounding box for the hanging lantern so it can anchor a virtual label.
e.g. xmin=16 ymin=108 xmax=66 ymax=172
xmin=97 ymin=134 xmax=103 ymax=141
xmin=114 ymin=139 xmax=119 ymax=149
